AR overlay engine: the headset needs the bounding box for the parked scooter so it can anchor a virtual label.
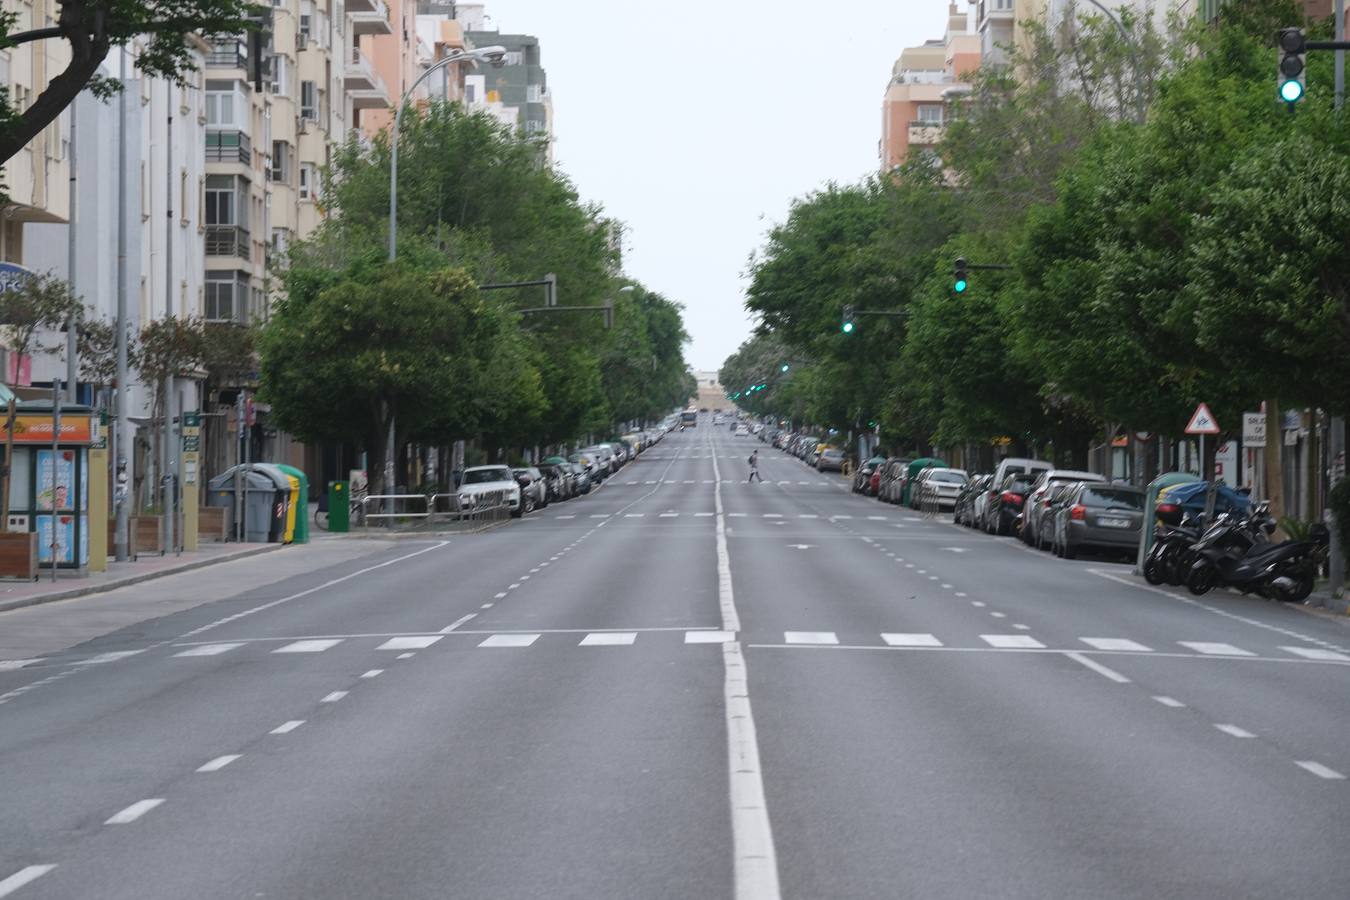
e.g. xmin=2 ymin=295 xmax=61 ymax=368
xmin=1186 ymin=515 xmax=1328 ymax=602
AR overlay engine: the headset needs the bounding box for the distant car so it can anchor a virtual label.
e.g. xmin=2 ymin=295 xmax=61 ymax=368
xmin=854 ymin=456 xmax=886 ymax=494
xmin=511 ymin=467 xmax=549 ymax=513
xmin=1019 ymin=469 xmax=1105 ymax=544
xmin=984 ymin=472 xmax=1039 ymax=536
xmin=459 ymin=465 xmax=522 ymax=517
xmin=1052 ymin=482 xmax=1147 ymax=559
xmin=953 ymin=474 xmax=990 ymax=526
xmin=817 ymin=448 xmax=847 ymax=472
xmin=538 ymin=463 xmax=574 ymax=501
xmin=877 ymin=458 xmax=912 ymax=504
xmin=567 ymin=462 xmax=592 ymax=495
xmin=912 ymin=467 xmax=967 ymax=510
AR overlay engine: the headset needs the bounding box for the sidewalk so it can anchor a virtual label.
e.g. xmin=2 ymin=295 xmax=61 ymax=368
xmin=0 ymin=542 xmax=285 ymax=614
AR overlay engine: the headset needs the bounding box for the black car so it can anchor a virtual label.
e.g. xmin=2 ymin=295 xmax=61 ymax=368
xmin=984 ymin=473 xmax=1038 ymax=536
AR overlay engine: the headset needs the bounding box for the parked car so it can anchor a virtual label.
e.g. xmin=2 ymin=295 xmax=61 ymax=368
xmin=538 ymin=463 xmax=573 ymax=501
xmin=567 ymin=462 xmax=593 ymax=495
xmin=817 ymin=448 xmax=847 ymax=472
xmin=953 ymin=474 xmax=990 ymax=526
xmin=458 ymin=465 xmax=523 ymax=517
xmin=877 ymin=458 xmax=913 ymax=504
xmin=900 ymin=458 xmax=947 ymax=507
xmin=990 ymin=457 xmax=1053 ymax=494
xmin=912 ymin=467 xmax=968 ymax=510
xmin=568 ymin=450 xmax=604 ymax=483
xmin=1051 ymin=482 xmax=1147 ymax=559
xmin=1019 ymin=469 xmax=1105 ymax=544
xmin=854 ymin=456 xmax=887 ymax=494
xmin=512 ymin=467 xmax=549 ymax=513
xmin=984 ymin=472 xmax=1039 ymax=535
xmin=1032 ymin=483 xmax=1077 ymax=550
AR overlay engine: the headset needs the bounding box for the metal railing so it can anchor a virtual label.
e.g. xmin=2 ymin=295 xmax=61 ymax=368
xmin=205 ymin=225 xmax=251 ymax=257
xmin=206 ymin=43 xmax=247 ymax=68
xmin=206 ymin=130 xmax=251 ymax=164
xmin=358 ymin=489 xmax=513 ymax=532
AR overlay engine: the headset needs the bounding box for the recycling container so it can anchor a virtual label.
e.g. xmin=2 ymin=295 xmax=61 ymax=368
xmin=276 ymin=464 xmax=310 ymax=543
xmin=327 ymin=481 xmax=350 ymax=533
xmin=207 ymin=467 xmax=280 ymax=543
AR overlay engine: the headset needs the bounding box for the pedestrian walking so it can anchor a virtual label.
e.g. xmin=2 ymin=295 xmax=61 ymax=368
xmin=748 ymin=449 xmax=762 ymax=482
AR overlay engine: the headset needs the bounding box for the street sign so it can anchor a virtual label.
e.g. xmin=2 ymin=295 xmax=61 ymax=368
xmin=1242 ymin=412 xmax=1265 ymax=447
xmin=1185 ymin=403 xmax=1220 ymax=435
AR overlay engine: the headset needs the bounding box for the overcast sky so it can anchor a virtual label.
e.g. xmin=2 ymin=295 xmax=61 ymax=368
xmin=480 ymin=1 xmax=954 ymax=373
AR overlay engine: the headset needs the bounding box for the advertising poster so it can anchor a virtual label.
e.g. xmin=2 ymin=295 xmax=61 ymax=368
xmin=80 ymin=514 xmax=89 ymax=565
xmin=36 ymin=514 xmax=75 ymax=565
xmin=36 ymin=449 xmax=76 ymax=511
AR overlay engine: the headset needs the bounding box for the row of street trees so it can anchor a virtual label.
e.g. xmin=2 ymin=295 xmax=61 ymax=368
xmin=260 ymin=102 xmax=695 ymax=489
xmin=724 ymin=1 xmax=1347 ymax=505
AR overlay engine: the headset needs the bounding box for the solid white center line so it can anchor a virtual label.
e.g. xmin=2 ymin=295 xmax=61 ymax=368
xmin=380 ymin=636 xmax=444 ymax=650
xmin=1178 ymin=641 xmax=1255 ymax=656
xmin=271 ymin=720 xmax=305 ymax=734
xmin=361 ymin=669 xmax=384 ymax=679
xmin=478 ymin=634 xmax=540 ymax=648
xmin=1065 ymin=652 xmax=1131 ymax=683
xmin=1081 ymin=638 xmax=1153 ymax=652
xmin=1214 ymin=724 xmax=1256 ymax=738
xmin=439 ymin=615 xmax=476 ymax=634
xmin=197 ymin=754 xmax=241 ymax=772
xmin=173 ymin=643 xmax=242 ymax=657
xmin=106 ymin=799 xmax=164 ymax=825
xmin=1294 ymin=760 xmax=1347 ymax=780
xmin=274 ymin=639 xmax=341 ymax=654
xmin=579 ymin=632 xmax=638 ymax=646
xmin=321 ymin=691 xmax=348 ymax=703
xmin=881 ymin=633 xmax=943 ymax=647
xmin=785 ymin=631 xmax=839 ymax=645
xmin=0 ymin=866 xmax=56 ymax=898
xmin=981 ymin=634 xmax=1046 ymax=649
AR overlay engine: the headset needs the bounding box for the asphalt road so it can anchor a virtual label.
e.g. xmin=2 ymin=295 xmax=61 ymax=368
xmin=1 ymin=423 xmax=1348 ymax=899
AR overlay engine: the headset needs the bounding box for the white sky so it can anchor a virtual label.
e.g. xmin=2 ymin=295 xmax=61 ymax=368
xmin=478 ymin=1 xmax=954 ymax=372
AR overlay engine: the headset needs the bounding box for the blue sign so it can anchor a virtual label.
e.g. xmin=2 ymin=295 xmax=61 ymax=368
xmin=0 ymin=262 xmax=34 ymax=295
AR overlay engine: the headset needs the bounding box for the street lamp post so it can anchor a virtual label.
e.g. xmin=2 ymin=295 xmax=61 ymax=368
xmin=382 ymin=45 xmax=506 ymax=501
xmin=1080 ymin=0 xmax=1147 ymax=125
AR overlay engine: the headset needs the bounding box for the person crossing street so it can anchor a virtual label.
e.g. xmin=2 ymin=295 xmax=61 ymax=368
xmin=747 ymin=449 xmax=762 ymax=482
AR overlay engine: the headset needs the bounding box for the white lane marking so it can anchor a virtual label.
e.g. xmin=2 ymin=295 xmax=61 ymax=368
xmin=928 ymin=576 xmax=939 ymax=581
xmin=271 ymin=720 xmax=305 ymax=734
xmin=361 ymin=669 xmax=384 ymax=679
xmin=943 ymin=547 xmax=968 ymax=553
xmin=173 ymin=643 xmax=242 ymax=657
xmin=439 ymin=614 xmax=476 ymax=634
xmin=1214 ymin=724 xmax=1256 ymax=738
xmin=1153 ymin=696 xmax=1186 ymax=708
xmin=696 ymin=512 xmax=715 ymax=517
xmin=989 ymin=611 xmax=1006 ymax=617
xmin=625 ymin=513 xmax=645 ymax=518
xmin=941 ymin=583 xmax=953 ymax=589
xmin=380 ymin=636 xmax=444 ymax=650
xmin=1081 ymin=638 xmax=1153 ymax=652
xmin=0 ymin=659 xmax=43 ymax=671
xmin=1281 ymin=646 xmax=1350 ymax=662
xmin=971 ymin=601 xmax=986 ymax=608
xmin=626 ymin=481 xmax=637 ymax=485
xmin=396 ymin=652 xmax=415 ymax=659
xmin=867 ymin=515 xmax=887 ymax=521
xmin=1295 ymin=760 xmax=1346 ymax=780
xmin=590 ymin=514 xmax=610 ymax=519
xmin=832 ymin=515 xmax=853 ymax=520
xmin=797 ymin=514 xmax=818 ymax=519
xmin=529 ymin=567 xmax=540 ymax=573
xmin=555 ymin=515 xmax=576 ymax=519
xmin=645 ymin=480 xmax=657 ymax=485
xmin=762 ymin=513 xmax=783 ymax=519
xmin=494 ymin=592 xmax=507 ymax=599
xmin=954 ymin=591 xmax=968 ymax=597
xmin=105 ymin=799 xmax=164 ymax=824
xmin=579 ymin=632 xmax=637 ymax=646
xmin=478 ymin=634 xmax=540 ymax=648
xmin=904 ymin=563 xmax=915 ymax=568
xmin=508 ymin=583 xmax=521 ymax=590
xmin=1065 ymin=652 xmax=1131 ymax=683
xmin=273 ymin=639 xmax=341 ymax=654
xmin=321 ymin=691 xmax=348 ymax=703
xmin=660 ymin=512 xmax=679 ymax=518
xmin=1013 ymin=624 xmax=1031 ymax=630
xmin=711 ymin=439 xmax=781 ymax=899
xmin=520 ymin=575 xmax=531 ymax=581
xmin=784 ymin=631 xmax=838 ymax=645
xmin=686 ymin=630 xmax=736 ymax=643
xmin=0 ymin=866 xmax=56 ymax=898
xmin=481 ymin=603 xmax=493 ymax=609
xmin=728 ymin=513 xmax=747 ymax=518
xmin=197 ymin=754 xmax=241 ymax=772
xmin=981 ymin=634 xmax=1046 ymax=649
xmin=182 ymin=541 xmax=450 ymax=639
xmin=1179 ymin=642 xmax=1254 ymax=657
xmin=881 ymin=633 xmax=943 ymax=647
xmin=74 ymin=650 xmax=146 ymax=665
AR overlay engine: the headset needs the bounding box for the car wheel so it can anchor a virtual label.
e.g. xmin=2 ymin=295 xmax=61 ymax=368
xmin=1061 ymin=536 xmax=1077 ymax=559
xmin=523 ymin=494 xmax=536 ymax=515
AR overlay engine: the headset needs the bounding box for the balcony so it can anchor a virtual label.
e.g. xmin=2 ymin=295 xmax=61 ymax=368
xmin=349 ymin=0 xmax=392 ymax=35
xmin=345 ymin=47 xmax=391 ymax=109
xmin=908 ymin=122 xmax=945 ymax=146
xmin=206 ymin=130 xmax=252 ymax=165
xmin=206 ymin=41 xmax=248 ymax=69
xmin=205 ymin=225 xmax=251 ymax=258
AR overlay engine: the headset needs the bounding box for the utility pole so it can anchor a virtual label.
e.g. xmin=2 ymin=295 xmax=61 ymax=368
xmin=1332 ymin=0 xmax=1347 ymax=595
xmin=66 ymin=93 xmax=77 ymax=402
xmin=163 ymin=92 xmax=175 ymax=555
xmin=114 ymin=56 xmax=130 ymax=563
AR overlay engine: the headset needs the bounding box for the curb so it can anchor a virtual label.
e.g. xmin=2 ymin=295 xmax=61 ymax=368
xmin=0 ymin=543 xmax=288 ymax=614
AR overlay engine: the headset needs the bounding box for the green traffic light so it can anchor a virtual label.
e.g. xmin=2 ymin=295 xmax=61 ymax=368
xmin=841 ymin=321 xmax=854 ymax=334
xmin=954 ymin=278 xmax=968 ymax=293
xmin=1280 ymin=79 xmax=1305 ymax=103
xmin=780 ymin=364 xmax=789 ymax=372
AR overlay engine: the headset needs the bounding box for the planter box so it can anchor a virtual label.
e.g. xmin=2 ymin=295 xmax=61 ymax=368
xmin=105 ymin=517 xmax=166 ymax=557
xmin=0 ymin=531 xmax=38 ymax=580
xmin=198 ymin=506 xmax=227 ymax=543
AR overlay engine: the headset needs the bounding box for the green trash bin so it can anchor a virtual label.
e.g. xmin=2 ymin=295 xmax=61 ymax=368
xmin=327 ymin=480 xmax=350 ymax=533
xmin=277 ymin=464 xmax=310 ymax=544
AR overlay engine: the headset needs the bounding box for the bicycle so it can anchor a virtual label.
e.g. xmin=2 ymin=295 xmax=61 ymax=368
xmin=313 ymin=491 xmax=368 ymax=531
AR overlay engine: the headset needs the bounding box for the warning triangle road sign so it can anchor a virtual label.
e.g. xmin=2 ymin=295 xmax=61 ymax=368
xmin=1185 ymin=402 xmax=1221 ymax=435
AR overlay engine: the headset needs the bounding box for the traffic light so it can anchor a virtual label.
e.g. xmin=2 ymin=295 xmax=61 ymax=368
xmin=954 ymin=258 xmax=968 ymax=294
xmin=841 ymin=305 xmax=855 ymax=333
xmin=1278 ymin=28 xmax=1307 ymax=104
xmin=780 ymin=363 xmax=790 ymax=373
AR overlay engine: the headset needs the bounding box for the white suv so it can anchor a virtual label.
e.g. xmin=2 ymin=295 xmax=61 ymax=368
xmin=459 ymin=465 xmax=523 ymax=517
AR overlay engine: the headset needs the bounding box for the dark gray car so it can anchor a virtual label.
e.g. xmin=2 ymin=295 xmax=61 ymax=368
xmin=1053 ymin=483 xmax=1146 ymax=559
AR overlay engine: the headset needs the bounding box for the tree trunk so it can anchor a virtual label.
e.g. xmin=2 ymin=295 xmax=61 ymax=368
xmin=0 ymin=18 xmax=110 ymax=165
xmin=1264 ymin=400 xmax=1285 ymax=524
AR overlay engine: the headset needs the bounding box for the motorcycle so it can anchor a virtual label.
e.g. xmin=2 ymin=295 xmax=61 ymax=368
xmin=1144 ymin=512 xmax=1207 ymax=586
xmin=1186 ymin=518 xmax=1328 ymax=602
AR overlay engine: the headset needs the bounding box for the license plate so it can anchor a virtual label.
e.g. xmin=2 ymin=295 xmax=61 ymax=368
xmin=1098 ymin=517 xmax=1130 ymax=528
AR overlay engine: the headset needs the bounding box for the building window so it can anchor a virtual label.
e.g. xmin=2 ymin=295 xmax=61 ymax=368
xmin=299 ymin=163 xmax=316 ymax=200
xmin=270 ymin=141 xmax=291 ymax=183
xmin=204 ymin=273 xmax=244 ymax=322
xmin=916 ymin=105 xmax=944 ymax=125
xmin=205 ymin=86 xmax=246 ymax=127
xmin=269 ymin=56 xmax=288 ymax=95
xmin=526 ymin=84 xmax=542 ymax=103
xmin=205 ymin=176 xmax=236 ymax=226
xmin=300 ymin=80 xmax=317 ymax=120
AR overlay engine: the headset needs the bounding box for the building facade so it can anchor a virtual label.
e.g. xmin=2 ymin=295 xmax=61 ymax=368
xmin=459 ymin=3 xmax=553 ymax=161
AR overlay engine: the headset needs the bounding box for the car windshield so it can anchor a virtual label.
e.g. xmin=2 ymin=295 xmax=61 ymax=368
xmin=929 ymin=472 xmax=966 ymax=484
xmin=1081 ymin=488 xmax=1145 ymax=510
xmin=464 ymin=468 xmax=510 ymax=484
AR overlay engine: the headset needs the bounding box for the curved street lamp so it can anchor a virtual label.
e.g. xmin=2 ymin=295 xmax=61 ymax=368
xmin=388 ymin=45 xmax=507 ymax=262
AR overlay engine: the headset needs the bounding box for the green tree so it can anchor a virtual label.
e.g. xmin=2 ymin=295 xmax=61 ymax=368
xmin=0 ymin=0 xmax=255 ymax=165
xmin=0 ymin=272 xmax=82 ymax=378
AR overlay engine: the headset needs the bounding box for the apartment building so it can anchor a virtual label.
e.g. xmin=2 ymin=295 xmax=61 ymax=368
xmin=880 ymin=4 xmax=980 ymax=172
xmin=459 ymin=3 xmax=553 ymax=160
